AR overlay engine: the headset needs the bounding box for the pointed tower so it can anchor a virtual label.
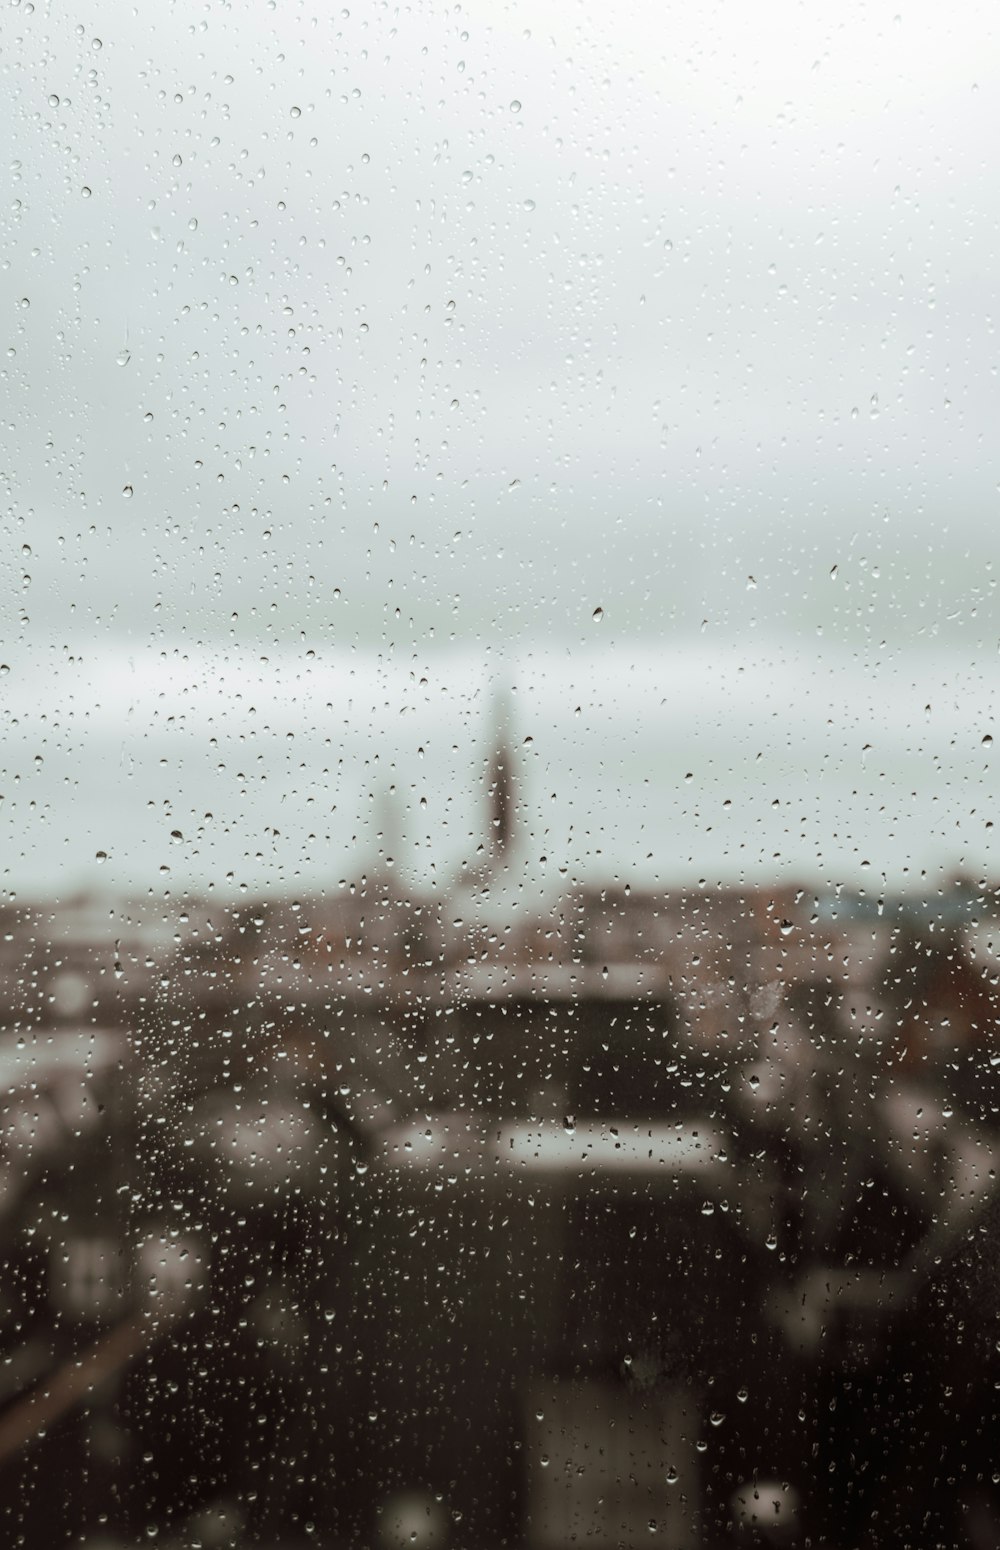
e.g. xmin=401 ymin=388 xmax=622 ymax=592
xmin=486 ymin=685 xmax=515 ymax=868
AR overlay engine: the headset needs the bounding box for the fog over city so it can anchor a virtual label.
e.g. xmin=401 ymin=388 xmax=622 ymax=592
xmin=3 ymin=0 xmax=999 ymax=900
xmin=7 ymin=10 xmax=1000 ymax=1550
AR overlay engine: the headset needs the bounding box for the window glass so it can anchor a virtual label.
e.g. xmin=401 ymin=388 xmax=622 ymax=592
xmin=2 ymin=2 xmax=998 ymax=1545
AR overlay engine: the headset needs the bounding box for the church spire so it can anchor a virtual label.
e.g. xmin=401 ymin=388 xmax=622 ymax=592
xmin=486 ymin=683 xmax=515 ymax=866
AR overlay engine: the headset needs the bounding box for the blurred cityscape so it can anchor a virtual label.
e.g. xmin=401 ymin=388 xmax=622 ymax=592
xmin=2 ymin=742 xmax=1000 ymax=1547
xmin=5 ymin=0 xmax=998 ymax=1541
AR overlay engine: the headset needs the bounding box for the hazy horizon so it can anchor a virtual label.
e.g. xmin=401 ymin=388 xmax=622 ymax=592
xmin=3 ymin=0 xmax=998 ymax=904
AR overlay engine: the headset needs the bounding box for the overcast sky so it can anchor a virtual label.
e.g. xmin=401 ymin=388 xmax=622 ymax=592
xmin=2 ymin=0 xmax=999 ymax=902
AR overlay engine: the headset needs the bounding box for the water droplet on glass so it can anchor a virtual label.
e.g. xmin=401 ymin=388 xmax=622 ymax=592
xmin=509 ymin=99 xmax=521 ymax=113
xmin=95 ymin=850 xmax=108 ymax=863
xmin=122 ymin=484 xmax=133 ymax=498
xmin=592 ymin=606 xmax=604 ymax=622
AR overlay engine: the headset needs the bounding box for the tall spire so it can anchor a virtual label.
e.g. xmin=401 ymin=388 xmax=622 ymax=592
xmin=486 ymin=683 xmax=515 ymax=866
xmin=489 ymin=740 xmax=512 ymax=858
xmin=372 ymin=780 xmax=403 ymax=889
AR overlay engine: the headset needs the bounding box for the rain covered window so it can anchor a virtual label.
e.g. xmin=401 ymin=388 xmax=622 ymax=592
xmin=2 ymin=2 xmax=999 ymax=1546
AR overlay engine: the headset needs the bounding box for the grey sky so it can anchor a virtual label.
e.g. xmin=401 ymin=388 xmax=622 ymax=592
xmin=2 ymin=0 xmax=999 ymax=900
